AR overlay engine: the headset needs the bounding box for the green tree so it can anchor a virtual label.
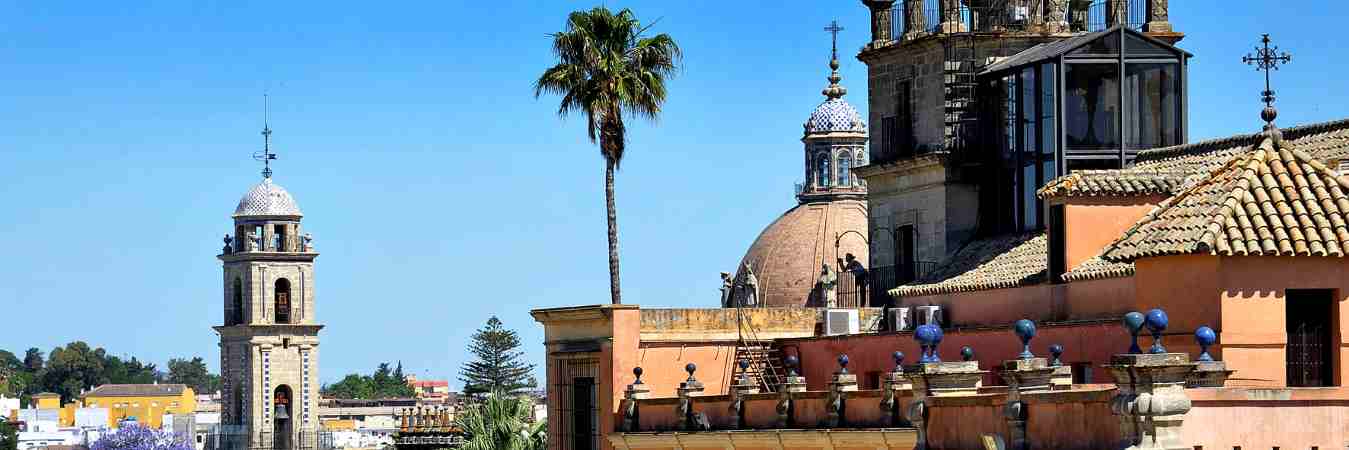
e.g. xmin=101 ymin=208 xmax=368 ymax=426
xmin=322 ymin=374 xmax=375 ymax=400
xmin=103 ymin=355 xmax=158 ymax=385
xmin=0 ymin=350 xmax=19 ymax=396
xmin=0 ymin=420 xmax=17 ymax=450
xmin=535 ymin=6 xmax=681 ymax=305
xmin=22 ymin=348 xmax=43 ymax=373
xmin=167 ymin=357 xmax=218 ymax=393
xmin=42 ymin=342 xmax=108 ymax=403
xmin=321 ymin=363 xmax=413 ymax=399
xmin=459 ymin=317 xmax=537 ymax=396
xmin=455 ymin=394 xmax=545 ymax=450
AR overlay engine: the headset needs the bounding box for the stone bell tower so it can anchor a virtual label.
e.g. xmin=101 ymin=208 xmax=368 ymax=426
xmin=216 ymin=119 xmax=321 ymax=450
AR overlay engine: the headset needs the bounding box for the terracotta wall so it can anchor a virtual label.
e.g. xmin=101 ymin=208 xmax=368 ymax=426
xmin=783 ymin=322 xmax=1129 ymax=389
xmin=1136 ymin=255 xmax=1349 ymax=387
xmin=1061 ymin=196 xmax=1164 ymax=270
xmin=1184 ymin=387 xmax=1349 ymax=449
xmin=630 ymin=342 xmax=739 ymax=398
xmin=898 ymin=277 xmax=1134 ymax=326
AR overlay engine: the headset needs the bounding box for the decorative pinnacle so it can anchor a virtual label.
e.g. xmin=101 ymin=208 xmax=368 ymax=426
xmin=822 ymin=20 xmax=847 ymax=100
xmin=1242 ymin=34 xmax=1292 ymax=126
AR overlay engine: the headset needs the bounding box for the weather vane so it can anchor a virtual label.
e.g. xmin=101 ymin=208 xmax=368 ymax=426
xmin=1242 ymin=34 xmax=1292 ymax=124
xmin=824 ymin=20 xmax=845 ymax=60
xmin=253 ymin=94 xmax=277 ymax=179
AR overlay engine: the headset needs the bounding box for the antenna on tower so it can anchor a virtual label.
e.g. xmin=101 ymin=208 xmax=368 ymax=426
xmin=253 ymin=94 xmax=278 ymax=179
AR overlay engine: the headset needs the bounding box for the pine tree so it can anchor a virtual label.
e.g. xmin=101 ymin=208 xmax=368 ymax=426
xmin=459 ymin=317 xmax=536 ymax=397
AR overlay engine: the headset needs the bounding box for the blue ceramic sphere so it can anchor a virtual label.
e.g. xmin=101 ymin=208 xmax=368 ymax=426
xmin=1145 ymin=309 xmax=1169 ymax=333
xmin=960 ymin=346 xmax=975 ymax=361
xmin=1123 ymin=311 xmax=1146 ymax=333
xmin=1049 ymin=344 xmax=1063 ymax=358
xmin=685 ymin=362 xmax=697 ymax=375
xmin=785 ymin=355 xmax=799 ymax=368
xmin=1195 ymin=326 xmax=1216 ymax=347
xmin=838 ymin=354 xmax=850 ymax=368
xmin=738 ymin=358 xmax=750 ymax=370
xmin=932 ymin=325 xmax=945 ymax=345
xmin=915 ymin=324 xmax=939 ymax=345
xmin=1014 ymin=319 xmax=1037 ymax=341
xmin=893 ymin=351 xmax=905 ymax=365
xmin=634 ymin=366 xmax=644 ymax=377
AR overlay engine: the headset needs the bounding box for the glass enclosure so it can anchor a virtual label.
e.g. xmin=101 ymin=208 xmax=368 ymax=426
xmin=978 ymin=27 xmax=1188 ymax=234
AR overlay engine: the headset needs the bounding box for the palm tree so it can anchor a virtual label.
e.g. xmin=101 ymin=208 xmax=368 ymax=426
xmin=455 ymin=394 xmax=546 ymax=450
xmin=535 ymin=7 xmax=681 ymax=305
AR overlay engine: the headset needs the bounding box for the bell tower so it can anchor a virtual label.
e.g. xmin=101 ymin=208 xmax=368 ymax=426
xmin=216 ymin=113 xmax=321 ymax=450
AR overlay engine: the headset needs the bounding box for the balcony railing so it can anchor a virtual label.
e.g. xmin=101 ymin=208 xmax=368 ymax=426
xmin=835 ymin=262 xmax=938 ymax=308
xmin=891 ymin=0 xmax=1146 ymax=41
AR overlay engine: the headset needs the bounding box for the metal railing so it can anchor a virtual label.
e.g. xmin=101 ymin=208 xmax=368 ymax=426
xmin=891 ymin=0 xmax=1146 ymax=40
xmin=835 ymin=262 xmax=938 ymax=308
xmin=201 ymin=430 xmax=333 ymax=450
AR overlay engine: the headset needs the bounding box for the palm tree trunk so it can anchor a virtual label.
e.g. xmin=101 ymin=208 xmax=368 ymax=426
xmin=605 ymin=158 xmax=622 ymax=305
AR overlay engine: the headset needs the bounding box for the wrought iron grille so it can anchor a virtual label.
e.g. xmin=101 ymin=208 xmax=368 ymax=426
xmin=201 ymin=430 xmax=333 ymax=450
xmin=891 ymin=0 xmax=1146 ymax=40
xmin=835 ymin=263 xmax=937 ymax=307
xmin=1287 ymin=320 xmax=1330 ymax=387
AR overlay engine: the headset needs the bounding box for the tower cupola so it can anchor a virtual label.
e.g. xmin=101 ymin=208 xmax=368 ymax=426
xmin=799 ymin=20 xmax=869 ymax=202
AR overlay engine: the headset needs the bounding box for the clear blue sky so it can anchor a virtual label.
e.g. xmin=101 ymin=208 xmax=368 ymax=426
xmin=2 ymin=1 xmax=1347 ymax=387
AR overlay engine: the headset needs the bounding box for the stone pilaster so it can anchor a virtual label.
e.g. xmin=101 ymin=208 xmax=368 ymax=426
xmin=863 ymin=0 xmax=898 ymax=45
xmin=1001 ymin=358 xmax=1055 ymax=450
xmin=880 ymin=369 xmax=912 ymax=426
xmin=905 ymin=361 xmax=986 ymax=450
xmin=675 ymin=364 xmax=705 ymax=431
xmin=939 ymin=0 xmax=965 ymax=33
xmin=825 ymin=357 xmax=858 ymax=428
xmin=1106 ymin=0 xmax=1129 ymax=28
xmin=1106 ymin=353 xmax=1196 ymax=450
xmin=1145 ymin=0 xmax=1171 ymax=33
xmin=776 ymin=366 xmax=807 ymax=428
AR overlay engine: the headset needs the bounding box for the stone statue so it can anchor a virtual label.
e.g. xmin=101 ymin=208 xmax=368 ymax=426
xmin=719 ymin=272 xmax=735 ymax=307
xmin=222 ymin=234 xmax=233 ymax=255
xmin=244 ymin=230 xmax=258 ymax=252
xmin=741 ymin=263 xmax=760 ymax=307
xmin=819 ymin=263 xmax=838 ymax=308
xmin=1069 ymin=0 xmax=1092 ymax=31
xmin=302 ymin=232 xmax=314 ymax=252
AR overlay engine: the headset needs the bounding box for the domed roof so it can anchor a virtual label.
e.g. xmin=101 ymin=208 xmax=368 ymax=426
xmin=233 ymin=178 xmax=302 ymax=218
xmin=805 ymin=98 xmax=866 ymax=135
xmin=730 ymin=199 xmax=869 ymax=307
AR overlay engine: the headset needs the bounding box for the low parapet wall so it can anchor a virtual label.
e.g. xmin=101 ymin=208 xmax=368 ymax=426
xmin=638 ymin=308 xmax=885 ymax=342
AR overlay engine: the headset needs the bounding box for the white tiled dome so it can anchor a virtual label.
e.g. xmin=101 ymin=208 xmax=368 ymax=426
xmin=233 ymin=178 xmax=302 ymax=218
xmin=805 ymin=98 xmax=866 ymax=134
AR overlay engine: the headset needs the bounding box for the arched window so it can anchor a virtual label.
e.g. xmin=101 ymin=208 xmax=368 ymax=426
xmin=275 ymin=278 xmax=292 ymax=324
xmin=816 ymin=154 xmax=832 ymax=188
xmin=837 ymin=152 xmax=853 ymax=186
xmin=230 ymin=278 xmax=244 ymax=326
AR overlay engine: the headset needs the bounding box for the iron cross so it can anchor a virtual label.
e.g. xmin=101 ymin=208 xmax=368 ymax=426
xmin=1242 ymin=34 xmax=1292 ymax=108
xmin=825 ymin=20 xmax=844 ymax=58
xmin=253 ymin=94 xmax=278 ymax=178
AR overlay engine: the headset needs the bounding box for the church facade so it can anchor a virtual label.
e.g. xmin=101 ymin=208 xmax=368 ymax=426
xmin=215 ymin=133 xmax=323 ymax=450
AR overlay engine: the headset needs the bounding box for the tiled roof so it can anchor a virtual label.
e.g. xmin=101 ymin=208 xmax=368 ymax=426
xmin=1036 ymin=118 xmax=1349 ymax=199
xmin=1038 ymin=169 xmax=1188 ymax=198
xmin=890 ymin=233 xmax=1047 ymax=297
xmin=85 ymin=384 xmax=188 ymax=398
xmin=1061 ymin=255 xmax=1134 ymax=282
xmin=1103 ymin=132 xmax=1349 ymax=261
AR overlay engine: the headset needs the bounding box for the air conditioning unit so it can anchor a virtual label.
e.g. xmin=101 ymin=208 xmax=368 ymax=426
xmin=890 ymin=307 xmax=913 ymax=332
xmin=916 ymin=305 xmax=943 ymax=327
xmin=824 ymin=309 xmax=860 ymax=336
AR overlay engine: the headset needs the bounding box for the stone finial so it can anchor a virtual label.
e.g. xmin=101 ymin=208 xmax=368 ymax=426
xmin=736 ymin=358 xmax=751 ymax=383
xmin=1048 ymin=344 xmax=1064 ymax=367
xmin=1194 ymin=326 xmax=1216 ymax=362
xmin=837 ymin=354 xmax=850 ymax=374
xmin=784 ymin=355 xmax=800 ymax=377
xmin=222 ymin=234 xmax=234 ymax=254
xmin=684 ymin=362 xmax=697 ymax=381
xmin=633 ymin=366 xmax=644 ymax=384
xmin=1145 ymin=309 xmax=1169 ymax=354
xmin=960 ymin=346 xmax=975 ymax=362
xmin=892 ymin=351 xmax=905 ymax=372
xmin=1123 ymin=311 xmax=1145 ymax=354
xmin=1014 ymin=319 xmax=1036 ymax=359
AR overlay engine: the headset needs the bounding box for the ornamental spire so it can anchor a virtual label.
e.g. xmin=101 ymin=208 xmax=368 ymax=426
xmin=822 ymin=20 xmax=847 ymax=100
xmin=1242 ymin=34 xmax=1292 ymax=132
xmin=253 ymin=94 xmax=278 ymax=179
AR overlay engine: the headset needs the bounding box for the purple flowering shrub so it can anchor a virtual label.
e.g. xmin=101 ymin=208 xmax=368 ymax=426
xmin=91 ymin=425 xmax=192 ymax=450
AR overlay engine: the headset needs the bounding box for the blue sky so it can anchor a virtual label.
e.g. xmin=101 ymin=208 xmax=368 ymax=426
xmin=2 ymin=1 xmax=1347 ymax=387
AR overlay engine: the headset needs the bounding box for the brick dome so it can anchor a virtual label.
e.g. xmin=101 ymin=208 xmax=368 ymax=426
xmin=731 ymin=199 xmax=869 ymax=308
